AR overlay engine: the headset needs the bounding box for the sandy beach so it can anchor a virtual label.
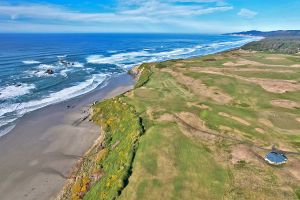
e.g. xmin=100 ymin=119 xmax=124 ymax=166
xmin=0 ymin=73 xmax=134 ymax=200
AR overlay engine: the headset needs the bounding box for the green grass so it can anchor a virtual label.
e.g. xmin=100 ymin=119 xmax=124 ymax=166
xmin=118 ymin=56 xmax=300 ymax=199
xmin=82 ymin=97 xmax=144 ymax=200
xmin=120 ymin=123 xmax=229 ymax=200
xmin=295 ymin=187 xmax=300 ymax=199
xmin=60 ymin=49 xmax=300 ymax=200
xmin=135 ymin=63 xmax=153 ymax=88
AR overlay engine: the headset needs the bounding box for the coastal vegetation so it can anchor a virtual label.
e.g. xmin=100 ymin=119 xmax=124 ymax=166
xmin=242 ymin=37 xmax=300 ymax=54
xmin=57 ymin=96 xmax=144 ymax=200
xmin=58 ymin=45 xmax=300 ymax=199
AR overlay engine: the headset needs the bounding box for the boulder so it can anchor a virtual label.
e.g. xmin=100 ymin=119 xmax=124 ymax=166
xmin=45 ymin=69 xmax=54 ymax=74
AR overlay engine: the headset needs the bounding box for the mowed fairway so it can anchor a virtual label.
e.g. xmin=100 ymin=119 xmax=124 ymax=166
xmin=119 ymin=50 xmax=300 ymax=199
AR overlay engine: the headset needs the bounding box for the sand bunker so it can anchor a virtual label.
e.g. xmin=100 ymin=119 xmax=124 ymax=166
xmin=186 ymin=102 xmax=211 ymax=110
xmin=255 ymin=128 xmax=265 ymax=134
xmin=218 ymin=112 xmax=250 ymax=126
xmin=162 ymin=69 xmax=232 ymax=104
xmin=190 ymin=67 xmax=294 ymax=73
xmin=246 ymin=78 xmax=300 ymax=93
xmin=290 ymin=64 xmax=300 ymax=68
xmin=259 ymin=119 xmax=274 ymax=128
xmin=223 ymin=59 xmax=263 ymax=67
xmin=223 ymin=58 xmax=285 ymax=68
xmin=265 ymin=56 xmax=287 ymax=60
xmin=187 ymin=67 xmax=300 ymax=93
xmin=271 ymin=100 xmax=300 ymax=109
xmin=175 ymin=112 xmax=206 ymax=130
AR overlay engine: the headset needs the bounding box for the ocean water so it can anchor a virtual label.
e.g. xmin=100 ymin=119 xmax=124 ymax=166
xmin=0 ymin=33 xmax=257 ymax=136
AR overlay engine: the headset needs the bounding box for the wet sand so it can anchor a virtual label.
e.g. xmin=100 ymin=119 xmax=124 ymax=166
xmin=0 ymin=73 xmax=134 ymax=200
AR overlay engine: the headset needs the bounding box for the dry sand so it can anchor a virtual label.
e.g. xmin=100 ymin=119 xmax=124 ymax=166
xmin=0 ymin=74 xmax=134 ymax=200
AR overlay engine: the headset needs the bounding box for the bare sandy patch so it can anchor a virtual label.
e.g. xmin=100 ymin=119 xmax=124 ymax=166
xmin=189 ymin=66 xmax=294 ymax=73
xmin=174 ymin=63 xmax=184 ymax=67
xmin=231 ymin=145 xmax=261 ymax=165
xmin=255 ymin=128 xmax=265 ymax=134
xmin=146 ymin=108 xmax=155 ymax=120
xmin=259 ymin=118 xmax=274 ymax=128
xmin=271 ymin=100 xmax=300 ymax=109
xmin=296 ymin=118 xmax=300 ymax=123
xmin=223 ymin=58 xmax=286 ymax=68
xmin=187 ymin=68 xmax=300 ymax=93
xmin=290 ymin=64 xmax=300 ymax=68
xmin=218 ymin=112 xmax=251 ymax=126
xmin=162 ymin=68 xmax=232 ymax=104
xmin=186 ymin=102 xmax=211 ymax=110
xmin=219 ymin=125 xmax=233 ymax=132
xmin=285 ymin=157 xmax=300 ymax=181
xmin=146 ymin=107 xmax=165 ymax=120
xmin=223 ymin=59 xmax=263 ymax=67
xmin=175 ymin=112 xmax=206 ymax=130
xmin=158 ymin=113 xmax=175 ymax=122
xmin=265 ymin=56 xmax=287 ymax=60
xmin=246 ymin=78 xmax=300 ymax=93
xmin=236 ymin=49 xmax=256 ymax=54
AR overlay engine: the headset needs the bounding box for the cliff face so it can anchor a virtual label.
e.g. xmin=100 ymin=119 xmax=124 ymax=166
xmin=56 ymin=65 xmax=147 ymax=200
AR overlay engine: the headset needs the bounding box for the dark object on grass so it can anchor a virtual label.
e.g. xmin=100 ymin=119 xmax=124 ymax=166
xmin=264 ymin=151 xmax=288 ymax=165
xmin=203 ymin=58 xmax=216 ymax=62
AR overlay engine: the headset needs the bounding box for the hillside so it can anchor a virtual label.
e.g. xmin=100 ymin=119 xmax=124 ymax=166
xmin=228 ymin=30 xmax=300 ymax=37
xmin=242 ymin=37 xmax=300 ymax=54
xmin=57 ymin=46 xmax=300 ymax=200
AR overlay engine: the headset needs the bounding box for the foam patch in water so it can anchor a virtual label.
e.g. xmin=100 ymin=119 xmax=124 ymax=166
xmin=0 ymin=83 xmax=35 ymax=100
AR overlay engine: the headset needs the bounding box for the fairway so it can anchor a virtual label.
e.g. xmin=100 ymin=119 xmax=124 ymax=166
xmin=58 ymin=49 xmax=300 ymax=200
xmin=120 ymin=50 xmax=300 ymax=199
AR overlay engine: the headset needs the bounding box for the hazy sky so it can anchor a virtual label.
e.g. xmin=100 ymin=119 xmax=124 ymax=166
xmin=0 ymin=0 xmax=299 ymax=33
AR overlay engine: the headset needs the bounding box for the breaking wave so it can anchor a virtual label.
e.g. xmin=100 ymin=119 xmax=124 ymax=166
xmin=0 ymin=83 xmax=36 ymax=100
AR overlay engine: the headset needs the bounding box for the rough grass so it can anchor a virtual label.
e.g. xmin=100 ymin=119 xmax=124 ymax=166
xmin=57 ymin=97 xmax=144 ymax=200
xmin=58 ymin=49 xmax=300 ymax=200
xmin=119 ymin=51 xmax=300 ymax=199
xmin=119 ymin=123 xmax=229 ymax=200
xmin=134 ymin=63 xmax=153 ymax=88
xmin=83 ymin=97 xmax=144 ymax=200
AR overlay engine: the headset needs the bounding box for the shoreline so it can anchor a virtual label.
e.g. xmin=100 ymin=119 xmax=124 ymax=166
xmin=0 ymin=73 xmax=135 ymax=200
xmin=0 ymin=38 xmax=261 ymax=200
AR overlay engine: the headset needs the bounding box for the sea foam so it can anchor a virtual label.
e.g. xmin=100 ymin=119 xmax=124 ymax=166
xmin=86 ymin=39 xmax=254 ymax=68
xmin=22 ymin=60 xmax=41 ymax=64
xmin=0 ymin=74 xmax=109 ymax=136
xmin=0 ymin=83 xmax=35 ymax=100
xmin=0 ymin=74 xmax=108 ymax=118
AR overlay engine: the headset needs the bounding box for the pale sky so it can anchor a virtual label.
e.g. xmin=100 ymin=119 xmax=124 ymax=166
xmin=0 ymin=0 xmax=299 ymax=33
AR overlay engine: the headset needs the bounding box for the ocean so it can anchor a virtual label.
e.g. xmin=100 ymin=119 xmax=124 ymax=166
xmin=0 ymin=33 xmax=257 ymax=136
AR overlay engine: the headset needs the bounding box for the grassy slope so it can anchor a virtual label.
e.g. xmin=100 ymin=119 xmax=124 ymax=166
xmin=119 ymin=51 xmax=300 ymax=199
xmin=242 ymin=37 xmax=300 ymax=54
xmin=57 ymin=97 xmax=144 ymax=200
xmin=58 ymin=49 xmax=300 ymax=200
